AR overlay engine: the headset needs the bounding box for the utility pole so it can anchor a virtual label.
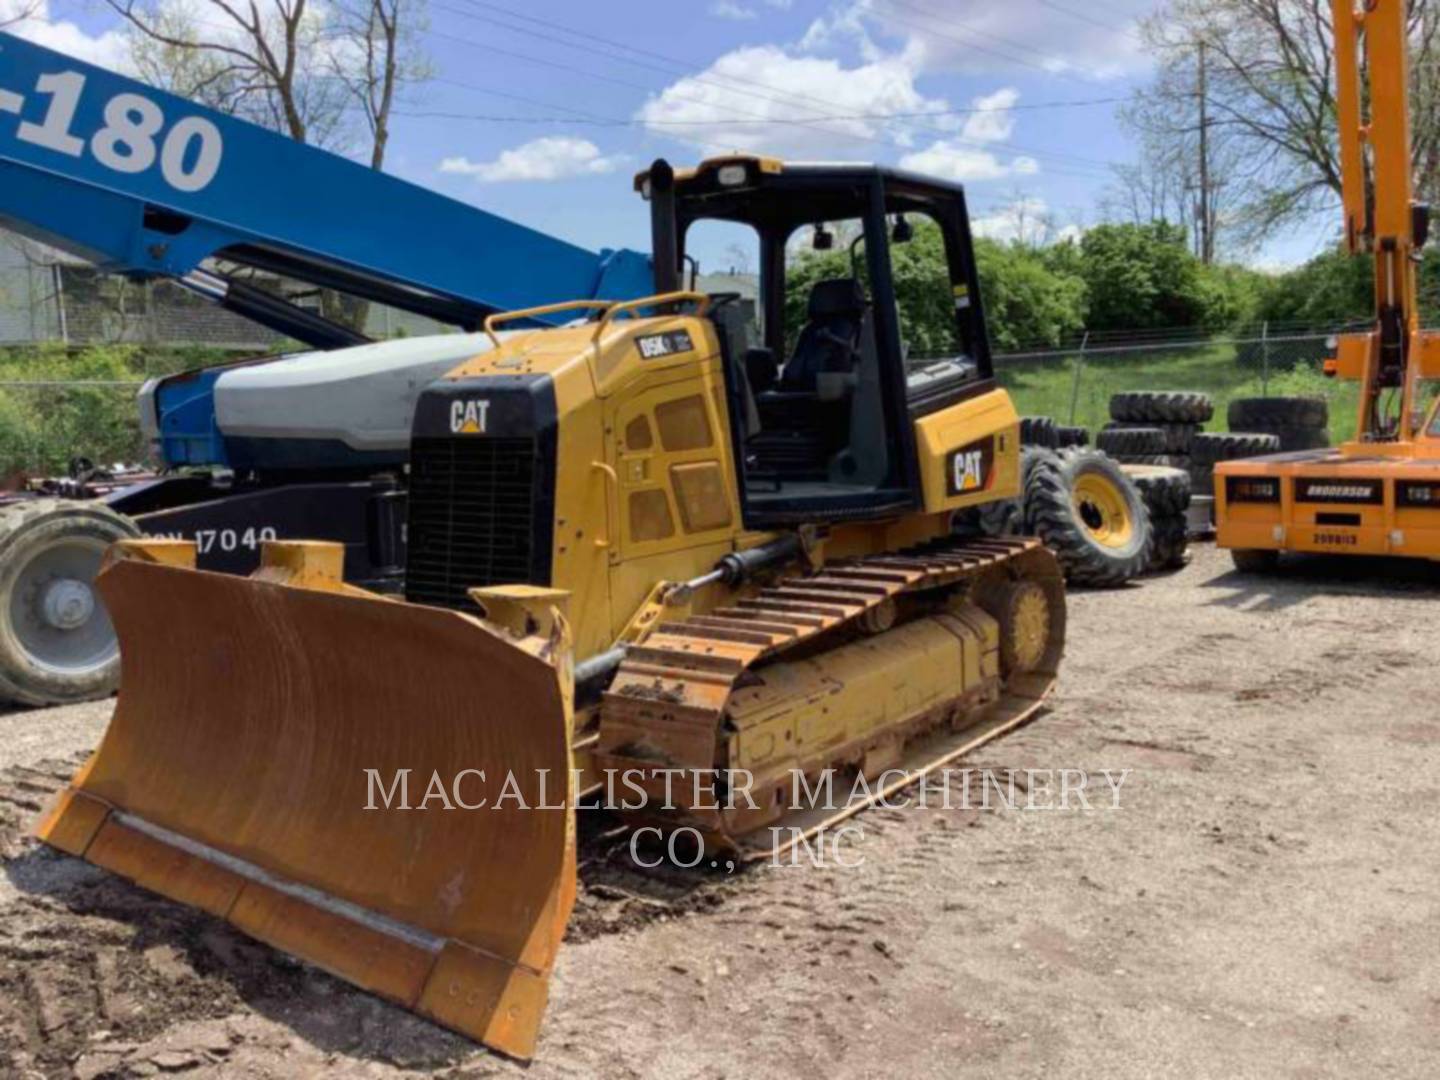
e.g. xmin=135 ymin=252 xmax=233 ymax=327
xmin=1196 ymin=39 xmax=1214 ymax=264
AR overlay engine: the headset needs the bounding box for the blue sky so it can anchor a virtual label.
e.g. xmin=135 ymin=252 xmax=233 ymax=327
xmin=6 ymin=0 xmax=1331 ymax=270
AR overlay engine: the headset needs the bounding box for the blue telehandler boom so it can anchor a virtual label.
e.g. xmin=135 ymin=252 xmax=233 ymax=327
xmin=0 ymin=31 xmax=655 ymax=705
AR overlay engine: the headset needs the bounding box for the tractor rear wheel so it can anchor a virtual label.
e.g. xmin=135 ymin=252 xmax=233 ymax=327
xmin=1026 ymin=449 xmax=1151 ymax=587
xmin=0 ymin=499 xmax=141 ymax=706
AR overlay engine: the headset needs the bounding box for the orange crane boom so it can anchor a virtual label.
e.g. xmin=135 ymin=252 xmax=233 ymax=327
xmin=1215 ymin=0 xmax=1440 ymax=568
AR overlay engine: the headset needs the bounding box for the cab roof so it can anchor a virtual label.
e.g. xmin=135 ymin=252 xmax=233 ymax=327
xmin=633 ymin=155 xmax=970 ymax=233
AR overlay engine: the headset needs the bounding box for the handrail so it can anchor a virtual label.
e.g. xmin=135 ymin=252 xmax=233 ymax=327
xmin=591 ymin=292 xmax=711 ymax=343
xmin=483 ymin=300 xmax=616 ymax=348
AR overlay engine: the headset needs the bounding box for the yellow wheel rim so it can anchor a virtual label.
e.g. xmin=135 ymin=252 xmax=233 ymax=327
xmin=1072 ymin=473 xmax=1134 ymax=549
xmin=1011 ymin=585 xmax=1051 ymax=673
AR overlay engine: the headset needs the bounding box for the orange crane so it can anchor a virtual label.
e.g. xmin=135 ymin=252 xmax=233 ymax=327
xmin=1216 ymin=0 xmax=1440 ymax=568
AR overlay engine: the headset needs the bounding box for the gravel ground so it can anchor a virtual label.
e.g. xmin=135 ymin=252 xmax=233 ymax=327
xmin=2 ymin=543 xmax=1439 ymax=1079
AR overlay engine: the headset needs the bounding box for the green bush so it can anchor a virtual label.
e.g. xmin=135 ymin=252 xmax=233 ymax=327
xmin=1257 ymin=249 xmax=1373 ymax=327
xmin=0 ymin=343 xmax=254 ymax=477
xmin=783 ymin=223 xmax=1088 ymax=354
xmin=1076 ymin=222 xmax=1245 ymax=332
xmin=973 ymin=239 xmax=1088 ymax=351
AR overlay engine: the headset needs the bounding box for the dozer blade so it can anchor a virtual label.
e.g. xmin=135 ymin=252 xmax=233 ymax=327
xmin=35 ymin=542 xmax=576 ymax=1061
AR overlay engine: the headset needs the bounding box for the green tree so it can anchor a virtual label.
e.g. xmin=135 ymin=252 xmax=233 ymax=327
xmin=783 ymin=222 xmax=1088 ymax=354
xmin=973 ymin=240 xmax=1088 ymax=351
xmin=1078 ymin=221 xmax=1228 ymax=331
xmin=1256 ymin=249 xmax=1374 ymax=326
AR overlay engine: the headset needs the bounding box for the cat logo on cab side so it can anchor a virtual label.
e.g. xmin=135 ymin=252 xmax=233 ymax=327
xmin=946 ymin=437 xmax=994 ymax=497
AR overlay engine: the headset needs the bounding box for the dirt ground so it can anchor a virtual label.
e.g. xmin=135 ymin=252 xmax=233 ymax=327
xmin=2 ymin=542 xmax=1439 ymax=1079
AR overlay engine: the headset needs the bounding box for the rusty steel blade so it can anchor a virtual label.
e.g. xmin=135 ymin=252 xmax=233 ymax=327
xmin=35 ymin=558 xmax=576 ymax=1060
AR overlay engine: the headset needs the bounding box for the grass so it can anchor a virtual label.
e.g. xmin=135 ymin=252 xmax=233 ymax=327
xmin=996 ymin=344 xmax=1362 ymax=443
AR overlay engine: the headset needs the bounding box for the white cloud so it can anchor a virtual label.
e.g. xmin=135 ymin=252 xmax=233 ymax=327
xmin=709 ymin=0 xmax=791 ymax=20
xmin=898 ymin=142 xmax=1037 ymax=182
xmin=897 ymin=88 xmax=1038 ymax=182
xmin=0 ymin=0 xmax=129 ymax=70
xmin=802 ymin=0 xmax=1148 ymax=80
xmin=710 ymin=1 xmax=757 ymax=19
xmin=961 ymin=87 xmax=1018 ymax=144
xmin=971 ymin=197 xmax=1081 ymax=246
xmin=636 ymin=44 xmax=957 ymax=157
xmin=440 ymin=137 xmax=625 ymax=183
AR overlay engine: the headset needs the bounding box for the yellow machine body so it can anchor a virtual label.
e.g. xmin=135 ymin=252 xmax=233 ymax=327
xmin=37 ymin=157 xmax=1062 ymax=1060
xmin=1216 ymin=0 xmax=1440 ymax=563
xmin=432 ymin=299 xmax=1024 ymax=661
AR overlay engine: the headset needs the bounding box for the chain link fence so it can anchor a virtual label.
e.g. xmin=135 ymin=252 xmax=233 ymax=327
xmin=0 ymin=324 xmax=1357 ymax=481
xmin=993 ymin=325 xmax=1354 ymax=443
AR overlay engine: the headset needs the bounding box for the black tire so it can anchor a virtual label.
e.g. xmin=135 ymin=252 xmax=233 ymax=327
xmin=0 ymin=499 xmax=141 ymax=706
xmin=1122 ymin=467 xmax=1190 ymax=573
xmin=1107 ymin=421 xmax=1198 ymax=453
xmin=1025 ymin=448 xmax=1151 ymax=587
xmin=1019 ymin=415 xmax=1059 ymax=449
xmin=1231 ymin=548 xmax=1282 ymax=574
xmin=1055 ymin=425 xmax=1090 ymax=448
xmin=967 ymin=445 xmax=1060 ymax=537
xmin=1122 ymin=464 xmax=1192 ymax=517
xmin=1147 ymin=513 xmax=1190 ymax=572
xmin=1191 ymin=431 xmax=1282 ymax=466
xmin=1096 ymin=426 xmax=1166 ymax=457
xmin=1266 ymin=425 xmax=1332 ymax=452
xmin=973 ymin=495 xmax=1024 ymax=537
xmin=1226 ymin=398 xmax=1330 ymax=451
xmin=1227 ymin=396 xmax=1328 ymax=431
xmin=1109 ymin=391 xmax=1215 ymax=425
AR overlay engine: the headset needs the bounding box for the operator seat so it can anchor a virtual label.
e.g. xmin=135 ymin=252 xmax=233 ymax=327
xmin=779 ymin=278 xmax=868 ymax=391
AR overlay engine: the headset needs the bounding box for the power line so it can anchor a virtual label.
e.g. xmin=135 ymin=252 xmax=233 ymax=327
xmin=405 ymin=92 xmax=1127 ymax=127
xmin=419 ymin=11 xmax=1120 ymax=176
xmin=1036 ymin=0 xmax=1143 ymax=39
xmin=436 ymin=0 xmax=1121 ymax=170
xmin=11 ymin=11 xmax=1126 ymax=180
xmin=878 ymin=0 xmax=1108 ymax=88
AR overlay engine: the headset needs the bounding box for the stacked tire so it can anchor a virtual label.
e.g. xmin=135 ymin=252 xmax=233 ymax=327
xmin=1226 ymin=397 xmax=1330 ymax=451
xmin=1019 ymin=416 xmax=1092 ymax=451
xmin=968 ymin=444 xmax=1062 ymax=537
xmin=1190 ymin=432 xmax=1282 ymax=495
xmin=1122 ymin=465 xmax=1192 ymax=572
xmin=1019 ymin=415 xmax=1058 ymax=449
xmin=1100 ymin=391 xmax=1213 ymax=474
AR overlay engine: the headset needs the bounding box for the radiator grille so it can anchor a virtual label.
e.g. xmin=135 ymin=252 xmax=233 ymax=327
xmin=404 ymin=436 xmax=545 ymax=610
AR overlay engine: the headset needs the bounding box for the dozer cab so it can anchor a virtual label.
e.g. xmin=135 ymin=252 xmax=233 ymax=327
xmin=36 ymin=156 xmax=1066 ymax=1059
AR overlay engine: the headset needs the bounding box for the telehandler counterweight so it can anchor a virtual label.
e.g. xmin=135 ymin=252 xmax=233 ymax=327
xmin=37 ymin=156 xmax=1067 ymax=1059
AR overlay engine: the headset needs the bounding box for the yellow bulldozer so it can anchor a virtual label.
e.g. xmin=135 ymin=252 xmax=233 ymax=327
xmin=35 ymin=156 xmax=1066 ymax=1059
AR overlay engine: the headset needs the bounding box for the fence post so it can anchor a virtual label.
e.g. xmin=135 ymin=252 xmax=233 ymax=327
xmin=53 ymin=263 xmax=69 ymax=345
xmin=1261 ymin=320 xmax=1270 ymax=397
xmin=1067 ymin=330 xmax=1090 ymax=425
